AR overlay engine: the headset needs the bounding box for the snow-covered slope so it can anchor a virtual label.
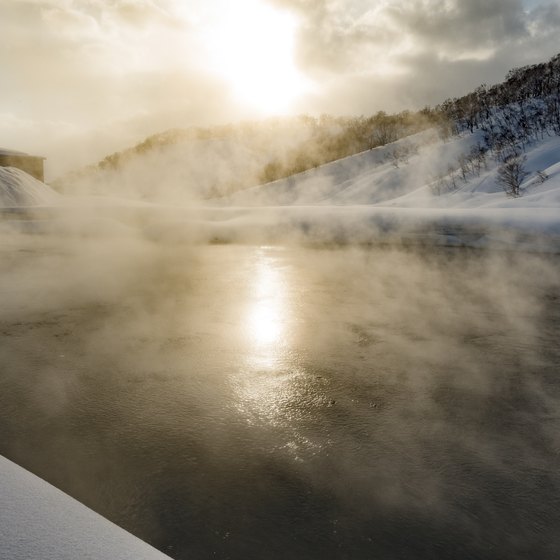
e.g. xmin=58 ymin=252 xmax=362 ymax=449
xmin=383 ymin=135 xmax=560 ymax=210
xmin=225 ymin=130 xmax=478 ymax=206
xmin=0 ymin=456 xmax=171 ymax=560
xmin=0 ymin=166 xmax=60 ymax=207
xmin=226 ymin=131 xmax=560 ymax=210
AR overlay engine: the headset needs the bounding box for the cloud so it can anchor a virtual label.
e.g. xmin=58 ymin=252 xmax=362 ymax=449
xmin=530 ymin=1 xmax=560 ymax=30
xmin=1 ymin=1 xmax=224 ymax=119
xmin=272 ymin=0 xmax=560 ymax=113
xmin=388 ymin=0 xmax=529 ymax=53
xmin=270 ymin=0 xmax=547 ymax=67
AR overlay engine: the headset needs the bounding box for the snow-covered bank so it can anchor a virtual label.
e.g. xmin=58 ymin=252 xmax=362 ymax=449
xmin=0 ymin=455 xmax=171 ymax=560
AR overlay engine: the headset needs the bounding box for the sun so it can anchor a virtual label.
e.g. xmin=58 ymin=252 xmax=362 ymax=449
xmin=204 ymin=1 xmax=310 ymax=114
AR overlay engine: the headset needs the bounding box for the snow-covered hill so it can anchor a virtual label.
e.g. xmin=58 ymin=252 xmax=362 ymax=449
xmin=382 ymin=134 xmax=560 ymax=210
xmin=224 ymin=129 xmax=452 ymax=206
xmin=225 ymin=130 xmax=560 ymax=210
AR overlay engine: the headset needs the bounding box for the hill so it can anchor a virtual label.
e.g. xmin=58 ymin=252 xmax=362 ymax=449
xmin=223 ymin=127 xmax=560 ymax=210
xmin=54 ymin=114 xmax=440 ymax=202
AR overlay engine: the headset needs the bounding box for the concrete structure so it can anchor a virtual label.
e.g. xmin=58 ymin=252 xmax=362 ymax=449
xmin=0 ymin=149 xmax=45 ymax=182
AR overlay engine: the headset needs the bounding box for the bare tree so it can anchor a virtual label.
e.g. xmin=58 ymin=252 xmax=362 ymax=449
xmin=389 ymin=148 xmax=401 ymax=168
xmin=447 ymin=165 xmax=458 ymax=191
xmin=430 ymin=173 xmax=447 ymax=196
xmin=496 ymin=154 xmax=528 ymax=197
xmin=458 ymin=154 xmax=469 ymax=182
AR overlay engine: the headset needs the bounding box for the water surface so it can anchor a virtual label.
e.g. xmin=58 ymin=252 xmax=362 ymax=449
xmin=1 ymin=238 xmax=559 ymax=559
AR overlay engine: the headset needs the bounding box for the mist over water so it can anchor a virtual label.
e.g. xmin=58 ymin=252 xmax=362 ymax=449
xmin=1 ymin=232 xmax=560 ymax=559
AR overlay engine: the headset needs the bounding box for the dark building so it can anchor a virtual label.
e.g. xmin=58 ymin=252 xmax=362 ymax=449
xmin=0 ymin=148 xmax=46 ymax=182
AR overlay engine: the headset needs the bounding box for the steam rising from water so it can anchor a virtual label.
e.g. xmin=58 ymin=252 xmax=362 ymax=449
xmin=1 ymin=228 xmax=560 ymax=559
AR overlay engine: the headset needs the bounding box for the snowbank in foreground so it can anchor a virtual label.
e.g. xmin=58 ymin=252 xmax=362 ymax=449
xmin=0 ymin=456 xmax=171 ymax=560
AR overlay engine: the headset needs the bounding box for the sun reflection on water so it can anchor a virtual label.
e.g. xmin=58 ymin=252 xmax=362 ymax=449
xmin=246 ymin=248 xmax=287 ymax=355
xmin=233 ymin=248 xmax=295 ymax=420
xmin=228 ymin=247 xmax=326 ymax=459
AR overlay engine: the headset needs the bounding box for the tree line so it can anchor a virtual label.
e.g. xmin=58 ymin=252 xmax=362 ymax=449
xmin=425 ymin=53 xmax=560 ymax=197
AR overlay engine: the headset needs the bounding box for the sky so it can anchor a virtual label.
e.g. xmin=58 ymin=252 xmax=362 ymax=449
xmin=1 ymin=0 xmax=560 ymax=178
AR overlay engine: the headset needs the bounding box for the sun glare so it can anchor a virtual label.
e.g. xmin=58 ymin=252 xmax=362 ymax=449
xmin=247 ymin=250 xmax=286 ymax=349
xmin=205 ymin=1 xmax=309 ymax=114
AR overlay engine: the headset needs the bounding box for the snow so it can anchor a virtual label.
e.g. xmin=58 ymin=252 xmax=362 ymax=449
xmin=0 ymin=166 xmax=60 ymax=207
xmin=224 ymin=130 xmax=482 ymax=206
xmin=224 ymin=131 xmax=560 ymax=210
xmin=0 ymin=456 xmax=171 ymax=560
